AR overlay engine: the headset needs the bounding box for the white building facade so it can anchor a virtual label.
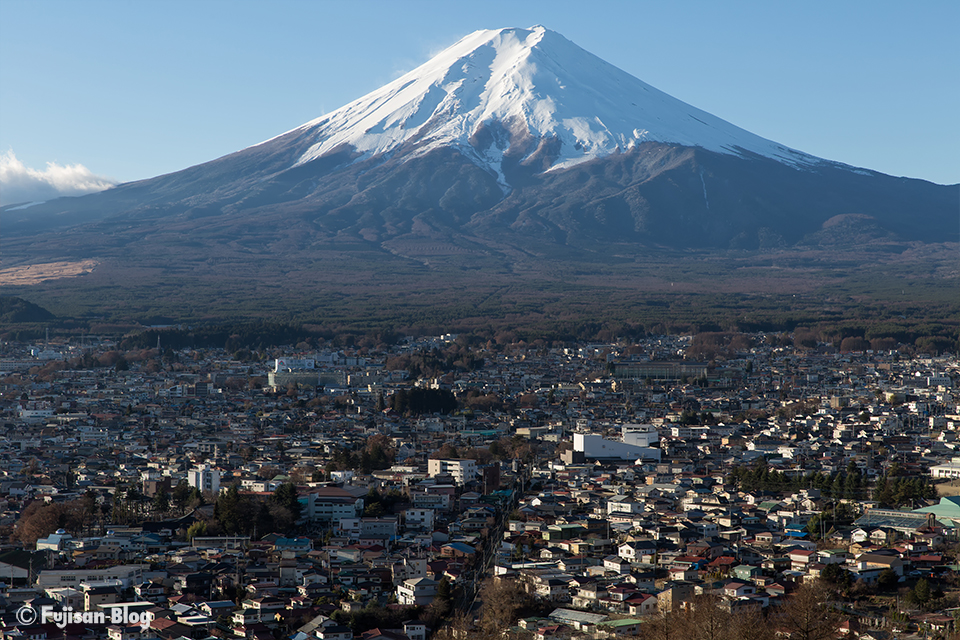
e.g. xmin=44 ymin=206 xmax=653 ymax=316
xmin=427 ymin=459 xmax=477 ymax=485
xmin=188 ymin=464 xmax=221 ymax=494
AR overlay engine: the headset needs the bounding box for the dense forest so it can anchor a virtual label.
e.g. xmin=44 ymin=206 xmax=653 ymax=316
xmin=1 ymin=293 xmax=956 ymax=355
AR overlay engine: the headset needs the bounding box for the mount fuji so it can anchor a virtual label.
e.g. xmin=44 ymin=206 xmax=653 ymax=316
xmin=287 ymin=26 xmax=817 ymax=183
xmin=2 ymin=26 xmax=956 ymax=325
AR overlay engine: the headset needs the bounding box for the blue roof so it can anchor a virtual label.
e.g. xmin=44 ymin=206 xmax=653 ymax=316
xmin=275 ymin=537 xmax=310 ymax=547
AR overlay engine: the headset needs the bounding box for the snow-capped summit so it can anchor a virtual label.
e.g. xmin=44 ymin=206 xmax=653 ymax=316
xmin=286 ymin=26 xmax=816 ymax=185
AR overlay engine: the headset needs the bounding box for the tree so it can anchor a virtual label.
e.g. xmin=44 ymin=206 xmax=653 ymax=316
xmin=840 ymin=337 xmax=869 ymax=352
xmin=431 ymin=612 xmax=471 ymax=640
xmin=437 ymin=577 xmax=451 ymax=600
xmin=215 ymin=484 xmax=243 ymax=534
xmin=910 ymin=577 xmax=932 ymax=608
xmin=390 ymin=388 xmax=457 ymax=415
xmin=257 ymin=465 xmax=281 ymax=480
xmin=477 ymin=578 xmax=533 ymax=635
xmin=186 ymin=520 xmax=208 ymax=541
xmin=272 ymin=483 xmax=302 ymax=520
xmin=877 ymin=568 xmax=899 ymax=591
xmin=772 ymin=581 xmax=841 ymax=640
xmin=821 ymin=563 xmax=842 ymax=583
xmin=682 ymin=595 xmax=735 ymax=640
xmin=364 ymin=501 xmax=385 ymax=517
xmin=152 ymin=486 xmax=170 ymax=513
xmin=14 ymin=501 xmax=71 ymax=545
xmin=172 ymin=480 xmax=192 ymax=510
xmin=423 ymin=577 xmax=452 ymax=628
xmin=731 ymin=609 xmax=775 ymax=640
xmin=640 ymin=611 xmax=680 ymax=640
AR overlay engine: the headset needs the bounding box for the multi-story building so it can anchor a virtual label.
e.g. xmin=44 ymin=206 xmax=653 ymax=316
xmin=427 ymin=458 xmax=477 ymax=485
xmin=403 ymin=508 xmax=435 ymax=531
xmin=187 ymin=464 xmax=220 ymax=494
xmin=304 ymin=488 xmax=362 ymax=524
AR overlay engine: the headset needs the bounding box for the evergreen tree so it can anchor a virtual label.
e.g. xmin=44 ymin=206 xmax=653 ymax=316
xmin=215 ymin=484 xmax=242 ymax=534
xmin=273 ymin=483 xmax=302 ymax=520
xmin=172 ymin=480 xmax=192 ymax=510
xmin=912 ymin=578 xmax=932 ymax=607
xmin=152 ymin=486 xmax=170 ymax=513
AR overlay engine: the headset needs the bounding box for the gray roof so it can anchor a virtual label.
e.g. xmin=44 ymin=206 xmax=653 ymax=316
xmin=548 ymin=608 xmax=608 ymax=625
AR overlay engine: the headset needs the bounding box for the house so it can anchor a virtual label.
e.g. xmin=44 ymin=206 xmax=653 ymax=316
xmin=732 ymin=565 xmax=762 ymax=581
xmin=603 ymin=555 xmax=631 ymax=574
xmin=402 ymin=621 xmax=427 ymax=640
xmin=36 ymin=530 xmax=75 ymax=552
xmin=625 ymin=593 xmax=658 ymax=616
xmin=396 ymin=577 xmax=438 ymax=606
xmin=855 ymin=552 xmax=904 ymax=576
xmin=317 ymin=625 xmax=353 ymax=640
xmin=787 ymin=549 xmax=817 ymax=571
xmin=668 ymin=566 xmax=698 ymax=581
xmin=85 ymin=585 xmax=121 ymax=610
xmin=722 ymin=581 xmax=756 ymax=598
xmin=657 ymin=582 xmax=695 ymax=612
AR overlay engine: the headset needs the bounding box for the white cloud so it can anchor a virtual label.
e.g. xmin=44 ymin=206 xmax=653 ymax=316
xmin=0 ymin=149 xmax=117 ymax=206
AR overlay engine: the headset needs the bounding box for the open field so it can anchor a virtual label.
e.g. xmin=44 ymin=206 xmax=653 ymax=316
xmin=0 ymin=260 xmax=99 ymax=285
xmin=937 ymin=480 xmax=960 ymax=498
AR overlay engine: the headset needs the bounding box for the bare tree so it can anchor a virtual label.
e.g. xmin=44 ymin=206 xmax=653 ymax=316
xmin=478 ymin=577 xmax=531 ymax=636
xmin=732 ymin=608 xmax=775 ymax=640
xmin=686 ymin=595 xmax=734 ymax=640
xmin=772 ymin=581 xmax=841 ymax=640
xmin=639 ymin=611 xmax=681 ymax=640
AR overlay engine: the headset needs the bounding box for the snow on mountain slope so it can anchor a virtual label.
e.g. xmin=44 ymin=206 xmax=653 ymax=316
xmin=284 ymin=26 xmax=818 ymax=185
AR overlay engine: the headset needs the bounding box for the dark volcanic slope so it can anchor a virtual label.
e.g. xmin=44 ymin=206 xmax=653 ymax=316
xmin=4 ymin=141 xmax=956 ymax=262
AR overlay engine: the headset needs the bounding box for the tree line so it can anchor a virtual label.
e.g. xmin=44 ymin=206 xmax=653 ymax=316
xmin=727 ymin=460 xmax=867 ymax=501
xmin=207 ymin=482 xmax=303 ymax=537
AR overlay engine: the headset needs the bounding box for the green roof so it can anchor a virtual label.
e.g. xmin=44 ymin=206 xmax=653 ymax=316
xmin=600 ymin=619 xmax=644 ymax=628
xmin=914 ymin=496 xmax=960 ymax=520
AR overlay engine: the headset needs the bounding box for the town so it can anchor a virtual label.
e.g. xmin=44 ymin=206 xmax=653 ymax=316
xmin=0 ymin=330 xmax=958 ymax=640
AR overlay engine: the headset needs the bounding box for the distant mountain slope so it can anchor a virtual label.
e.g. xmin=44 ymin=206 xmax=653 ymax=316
xmin=0 ymin=296 xmax=56 ymax=323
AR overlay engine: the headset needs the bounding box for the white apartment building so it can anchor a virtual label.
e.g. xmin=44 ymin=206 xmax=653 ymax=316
xmin=188 ymin=464 xmax=221 ymax=494
xmin=403 ymin=508 xmax=435 ymax=531
xmin=427 ymin=458 xmax=477 ymax=485
xmin=304 ymin=489 xmax=363 ymax=524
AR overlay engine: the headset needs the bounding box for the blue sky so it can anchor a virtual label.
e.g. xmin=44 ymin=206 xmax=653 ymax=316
xmin=1 ymin=0 xmax=957 ymax=201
